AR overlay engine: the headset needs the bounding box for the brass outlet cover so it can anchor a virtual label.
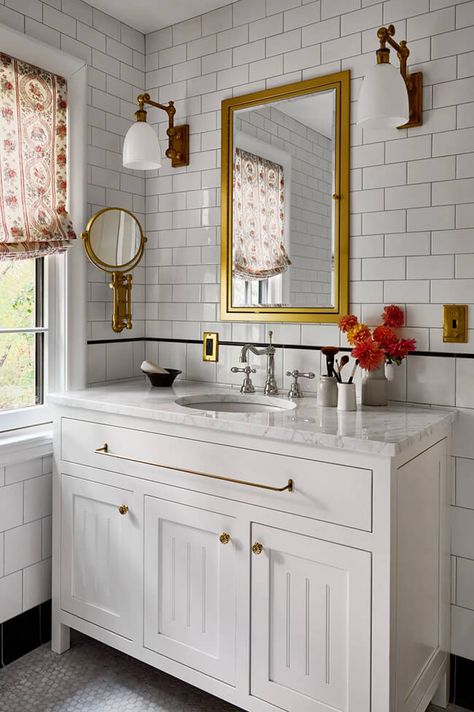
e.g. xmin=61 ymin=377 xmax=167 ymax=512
xmin=203 ymin=332 xmax=219 ymax=361
xmin=443 ymin=305 xmax=468 ymax=343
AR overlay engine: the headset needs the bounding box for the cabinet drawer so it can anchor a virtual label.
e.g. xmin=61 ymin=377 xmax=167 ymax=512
xmin=61 ymin=417 xmax=373 ymax=531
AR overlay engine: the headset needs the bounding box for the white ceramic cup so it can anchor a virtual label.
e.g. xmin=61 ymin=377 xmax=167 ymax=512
xmin=337 ymin=382 xmax=357 ymax=411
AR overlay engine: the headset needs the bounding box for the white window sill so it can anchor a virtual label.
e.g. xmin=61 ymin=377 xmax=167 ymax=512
xmin=0 ymin=422 xmax=53 ymax=465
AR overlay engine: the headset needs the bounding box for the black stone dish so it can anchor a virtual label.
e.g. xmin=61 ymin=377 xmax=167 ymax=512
xmin=142 ymin=368 xmax=182 ymax=387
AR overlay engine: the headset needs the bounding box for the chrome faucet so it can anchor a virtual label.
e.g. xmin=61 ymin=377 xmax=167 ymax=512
xmin=239 ymin=330 xmax=279 ymax=395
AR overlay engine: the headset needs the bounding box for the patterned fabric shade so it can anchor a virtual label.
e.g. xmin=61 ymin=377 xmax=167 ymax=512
xmin=0 ymin=52 xmax=76 ymax=260
xmin=233 ymin=147 xmax=291 ymax=280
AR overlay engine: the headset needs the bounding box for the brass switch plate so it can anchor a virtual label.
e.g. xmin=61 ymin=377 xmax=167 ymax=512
xmin=203 ymin=332 xmax=219 ymax=361
xmin=443 ymin=305 xmax=468 ymax=343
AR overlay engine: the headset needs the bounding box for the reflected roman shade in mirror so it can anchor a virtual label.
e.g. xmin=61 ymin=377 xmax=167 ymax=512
xmin=0 ymin=52 xmax=76 ymax=260
xmin=233 ymin=147 xmax=290 ymax=280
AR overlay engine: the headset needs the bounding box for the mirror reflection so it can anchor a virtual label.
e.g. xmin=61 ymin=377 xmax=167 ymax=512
xmin=89 ymin=208 xmax=142 ymax=269
xmin=232 ymin=89 xmax=336 ymax=309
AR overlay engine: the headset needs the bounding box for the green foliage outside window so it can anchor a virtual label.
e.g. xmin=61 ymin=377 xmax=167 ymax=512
xmin=0 ymin=261 xmax=37 ymax=410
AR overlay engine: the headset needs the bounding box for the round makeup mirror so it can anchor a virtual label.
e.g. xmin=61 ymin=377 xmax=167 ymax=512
xmin=82 ymin=208 xmax=146 ymax=333
xmin=83 ymin=207 xmax=145 ymax=273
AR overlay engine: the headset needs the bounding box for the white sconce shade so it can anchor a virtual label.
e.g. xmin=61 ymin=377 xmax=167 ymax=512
xmin=123 ymin=121 xmax=162 ymax=170
xmin=357 ymin=62 xmax=409 ymax=129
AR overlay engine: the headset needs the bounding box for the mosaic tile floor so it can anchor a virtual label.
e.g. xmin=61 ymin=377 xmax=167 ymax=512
xmin=0 ymin=632 xmax=242 ymax=712
xmin=0 ymin=631 xmax=468 ymax=712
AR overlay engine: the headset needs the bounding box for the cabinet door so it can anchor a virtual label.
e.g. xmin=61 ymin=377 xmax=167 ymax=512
xmin=251 ymin=524 xmax=371 ymax=712
xmin=144 ymin=496 xmax=240 ymax=685
xmin=60 ymin=474 xmax=139 ymax=639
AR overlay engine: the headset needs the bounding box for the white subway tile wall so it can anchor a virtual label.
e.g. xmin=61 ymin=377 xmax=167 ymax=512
xmin=0 ymin=455 xmax=52 ymax=623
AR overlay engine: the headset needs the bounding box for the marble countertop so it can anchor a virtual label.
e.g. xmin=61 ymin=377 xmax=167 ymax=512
xmin=48 ymin=379 xmax=456 ymax=457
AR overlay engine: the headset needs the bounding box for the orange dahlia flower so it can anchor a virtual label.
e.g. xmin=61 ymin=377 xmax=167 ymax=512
xmin=351 ymin=337 xmax=385 ymax=371
xmin=382 ymin=304 xmax=404 ymax=328
xmin=338 ymin=314 xmax=358 ymax=333
xmin=347 ymin=322 xmax=371 ymax=345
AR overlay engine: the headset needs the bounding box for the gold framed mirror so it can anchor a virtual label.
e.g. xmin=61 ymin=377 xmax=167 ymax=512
xmin=82 ymin=207 xmax=146 ymax=333
xmin=220 ymin=70 xmax=350 ymax=323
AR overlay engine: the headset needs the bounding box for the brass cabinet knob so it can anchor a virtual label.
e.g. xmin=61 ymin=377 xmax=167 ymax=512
xmin=252 ymin=542 xmax=263 ymax=555
xmin=219 ymin=532 xmax=231 ymax=544
xmin=118 ymin=504 xmax=129 ymax=515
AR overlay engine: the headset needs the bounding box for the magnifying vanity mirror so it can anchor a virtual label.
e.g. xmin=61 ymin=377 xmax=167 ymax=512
xmin=220 ymin=70 xmax=350 ymax=323
xmin=82 ymin=207 xmax=146 ymax=333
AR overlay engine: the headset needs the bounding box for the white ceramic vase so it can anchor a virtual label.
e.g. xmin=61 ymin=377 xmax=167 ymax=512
xmin=361 ymin=364 xmax=388 ymax=406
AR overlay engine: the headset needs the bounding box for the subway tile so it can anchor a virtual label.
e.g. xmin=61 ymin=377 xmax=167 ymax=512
xmin=383 ymin=0 xmax=429 ymax=23
xmin=433 ymin=128 xmax=474 ymax=156
xmin=384 ymin=280 xmax=430 ymax=303
xmin=385 ymin=232 xmax=431 ymax=256
xmin=24 ymin=475 xmax=52 ymax=523
xmin=23 ymin=558 xmax=52 ymax=611
xmin=234 ymin=40 xmax=265 ymax=66
xmin=233 ymin=0 xmax=266 ymax=26
xmin=408 ymin=156 xmax=455 ymax=183
xmin=432 ymin=26 xmax=473 ymax=58
xmin=321 ymin=32 xmax=360 ymax=63
xmin=5 ymin=521 xmax=42 ymax=575
xmin=408 ymin=8 xmax=455 ymax=41
xmin=456 ymin=457 xmax=474 ymax=509
xmin=431 ymin=278 xmax=474 ymax=302
xmin=363 ymin=162 xmax=406 ymax=189
xmin=432 ymin=228 xmax=474 ymax=254
xmin=407 ymin=355 xmax=455 ymax=405
xmin=407 ymin=206 xmax=455 ymax=231
xmin=456 ymin=358 xmax=474 ymax=408
xmin=0 ymin=483 xmax=23 ymax=532
xmin=250 ymin=13 xmax=283 ymax=41
xmin=434 ymin=77 xmax=474 ymax=108
xmin=285 ymin=2 xmax=321 ymax=31
xmin=361 ymin=256 xmax=405 ymax=281
xmin=172 ymin=16 xmax=201 ymax=45
xmin=385 ymin=183 xmax=431 ymax=210
xmin=5 ymin=0 xmax=41 ymax=21
xmin=0 ymin=572 xmax=22 ymax=624
xmin=267 ymin=28 xmax=301 ymax=56
xmin=362 ymin=210 xmax=406 ymax=235
xmin=321 ymin=0 xmax=359 ymax=20
xmin=407 ymin=255 xmax=455 ymax=279
xmin=432 ymin=177 xmax=474 ymax=205
xmin=452 ymin=605 xmax=474 ymax=660
xmin=385 ymin=135 xmax=431 ymax=163
xmin=341 ymin=5 xmax=382 ymax=36
xmin=284 ymin=45 xmax=320 ymax=73
xmin=452 ymin=505 xmax=474 ymax=558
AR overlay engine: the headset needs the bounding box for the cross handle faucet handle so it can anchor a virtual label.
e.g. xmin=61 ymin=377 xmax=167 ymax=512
xmin=286 ymin=370 xmax=315 ymax=380
xmin=286 ymin=370 xmax=315 ymax=399
xmin=232 ymin=366 xmax=256 ymax=374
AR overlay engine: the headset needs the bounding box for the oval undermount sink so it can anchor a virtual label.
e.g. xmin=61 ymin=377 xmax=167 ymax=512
xmin=175 ymin=394 xmax=296 ymax=413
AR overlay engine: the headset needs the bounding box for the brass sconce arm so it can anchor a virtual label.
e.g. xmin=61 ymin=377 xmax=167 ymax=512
xmin=375 ymin=25 xmax=423 ymax=128
xmin=135 ymin=92 xmax=189 ymax=167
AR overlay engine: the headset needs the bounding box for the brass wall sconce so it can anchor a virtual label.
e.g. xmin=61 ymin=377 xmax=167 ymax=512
xmin=82 ymin=208 xmax=146 ymax=334
xmin=358 ymin=24 xmax=423 ymax=129
xmin=123 ymin=93 xmax=189 ymax=170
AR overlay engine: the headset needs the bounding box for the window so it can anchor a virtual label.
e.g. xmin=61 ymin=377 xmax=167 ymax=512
xmin=0 ymin=259 xmax=44 ymax=412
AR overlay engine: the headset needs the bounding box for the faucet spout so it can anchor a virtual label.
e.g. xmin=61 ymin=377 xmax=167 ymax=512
xmin=238 ymin=332 xmax=279 ymax=395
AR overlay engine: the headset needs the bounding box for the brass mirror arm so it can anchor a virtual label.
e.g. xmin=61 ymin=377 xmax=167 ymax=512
xmin=136 ymin=92 xmax=181 ymax=162
xmin=377 ymin=25 xmax=410 ymax=82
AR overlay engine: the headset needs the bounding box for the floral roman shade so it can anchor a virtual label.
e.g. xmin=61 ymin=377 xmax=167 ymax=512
xmin=233 ymin=147 xmax=291 ymax=280
xmin=0 ymin=52 xmax=76 ymax=260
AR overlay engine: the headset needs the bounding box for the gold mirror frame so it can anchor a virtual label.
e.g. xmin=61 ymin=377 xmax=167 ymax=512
xmin=220 ymin=70 xmax=350 ymax=323
xmin=82 ymin=207 xmax=146 ymax=333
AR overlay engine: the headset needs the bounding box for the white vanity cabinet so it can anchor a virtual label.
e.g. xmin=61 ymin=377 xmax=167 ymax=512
xmin=50 ymin=388 xmax=454 ymax=712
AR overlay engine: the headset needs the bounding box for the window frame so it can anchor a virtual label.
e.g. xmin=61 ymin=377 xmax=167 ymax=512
xmin=0 ymin=24 xmax=87 ymax=435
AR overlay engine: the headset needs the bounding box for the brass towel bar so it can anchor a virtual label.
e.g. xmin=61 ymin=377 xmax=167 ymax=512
xmin=95 ymin=444 xmax=293 ymax=493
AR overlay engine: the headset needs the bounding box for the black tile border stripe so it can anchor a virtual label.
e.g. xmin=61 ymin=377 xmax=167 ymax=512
xmin=87 ymin=336 xmax=474 ymax=359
